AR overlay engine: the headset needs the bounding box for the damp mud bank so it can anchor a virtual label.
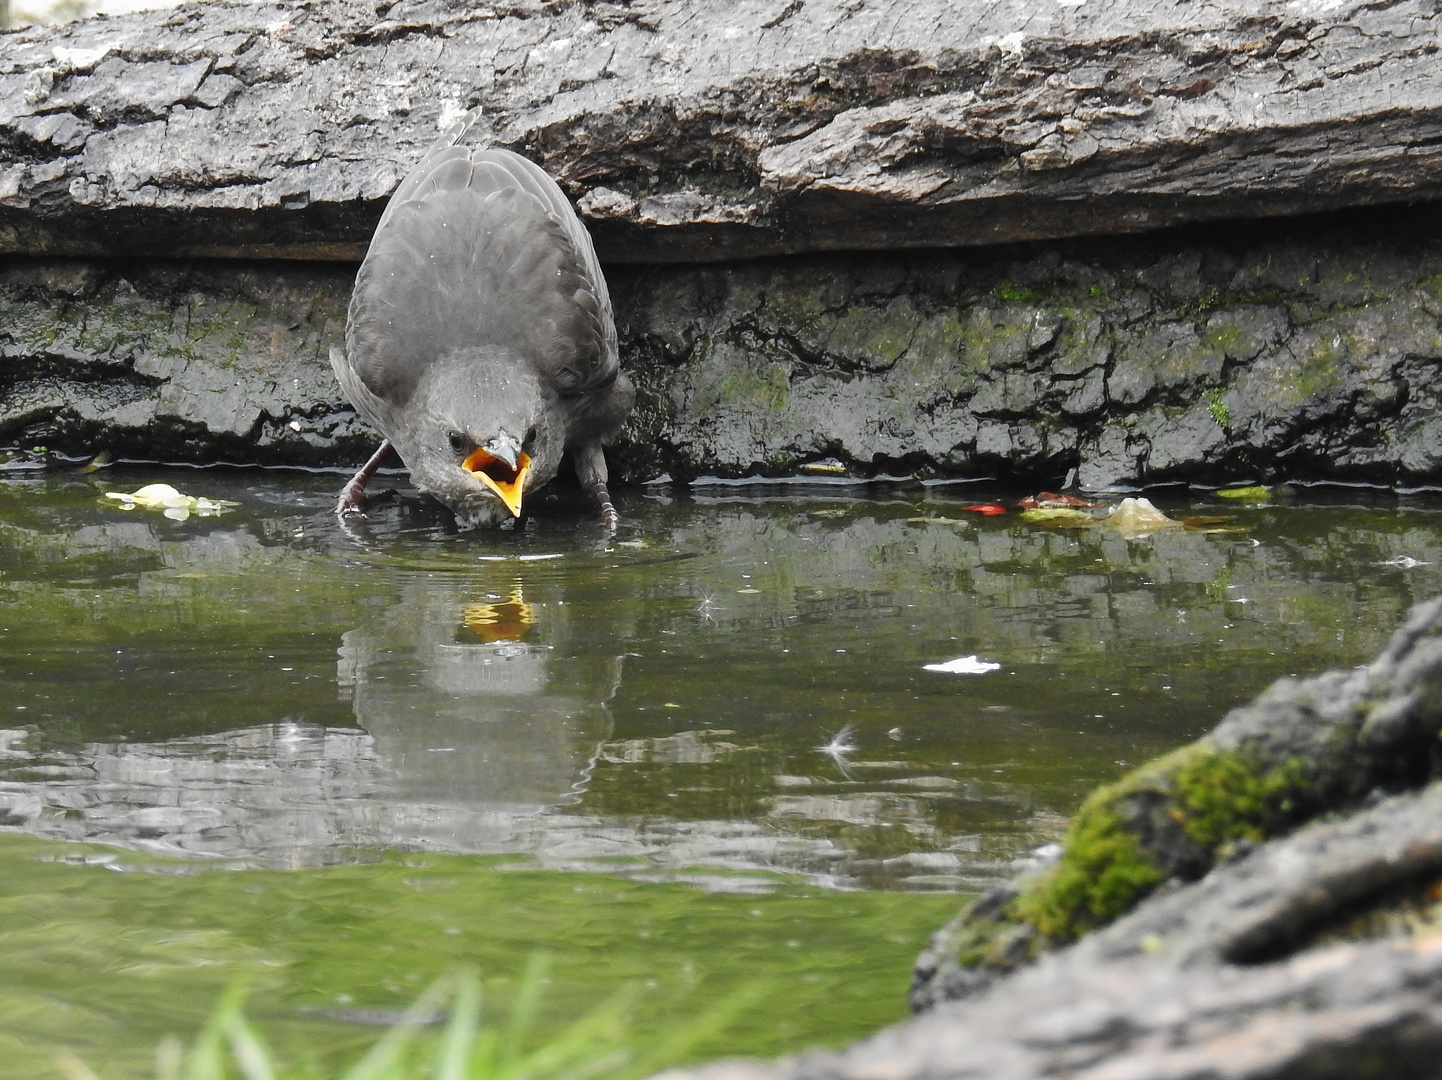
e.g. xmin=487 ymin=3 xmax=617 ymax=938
xmin=2 ymin=0 xmax=1442 ymax=489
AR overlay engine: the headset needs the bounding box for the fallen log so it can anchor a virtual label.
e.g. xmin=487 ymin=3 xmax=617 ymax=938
xmin=3 ymin=0 xmax=1442 ymax=261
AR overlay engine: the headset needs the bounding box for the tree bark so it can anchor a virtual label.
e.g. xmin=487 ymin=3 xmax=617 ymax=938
xmin=3 ymin=0 xmax=1442 ymax=262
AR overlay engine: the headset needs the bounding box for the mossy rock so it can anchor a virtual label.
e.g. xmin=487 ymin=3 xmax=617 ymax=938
xmin=1014 ymin=742 xmax=1312 ymax=941
xmin=918 ymin=597 xmax=1442 ymax=1003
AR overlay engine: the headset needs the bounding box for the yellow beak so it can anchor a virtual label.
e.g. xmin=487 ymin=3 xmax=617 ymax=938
xmin=463 ymin=446 xmax=531 ymax=518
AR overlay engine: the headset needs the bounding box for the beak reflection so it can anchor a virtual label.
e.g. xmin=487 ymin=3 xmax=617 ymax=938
xmin=459 ymin=586 xmax=536 ymax=644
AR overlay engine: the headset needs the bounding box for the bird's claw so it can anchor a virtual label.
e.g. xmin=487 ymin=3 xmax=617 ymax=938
xmin=335 ymin=483 xmax=368 ymax=517
xmin=335 ymin=441 xmax=396 ymax=518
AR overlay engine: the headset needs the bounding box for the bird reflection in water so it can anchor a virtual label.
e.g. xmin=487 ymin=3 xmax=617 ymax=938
xmin=336 ymin=575 xmax=619 ymax=853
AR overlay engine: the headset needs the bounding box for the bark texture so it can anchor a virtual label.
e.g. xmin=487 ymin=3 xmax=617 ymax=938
xmin=3 ymin=0 xmax=1442 ymax=262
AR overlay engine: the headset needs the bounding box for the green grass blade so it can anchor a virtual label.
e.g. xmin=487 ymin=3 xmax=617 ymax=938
xmin=499 ymin=953 xmax=549 ymax=1067
xmin=224 ymin=1011 xmax=278 ymax=1080
xmin=434 ymin=968 xmax=481 ymax=1080
xmin=157 ymin=1035 xmax=184 ymax=1080
xmin=339 ymin=975 xmax=455 ymax=1080
xmin=469 ymin=1025 xmax=501 ymax=1075
xmin=489 ymin=985 xmax=638 ymax=1080
xmin=186 ymin=980 xmax=252 ymax=1080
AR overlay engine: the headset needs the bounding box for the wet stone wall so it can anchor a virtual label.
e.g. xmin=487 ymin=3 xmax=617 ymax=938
xmin=2 ymin=208 xmax=1442 ymax=490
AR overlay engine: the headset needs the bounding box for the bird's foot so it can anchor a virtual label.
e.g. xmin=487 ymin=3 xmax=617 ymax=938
xmin=336 ymin=485 xmax=399 ymax=516
xmin=335 ymin=479 xmax=369 ymax=516
xmin=334 ymin=441 xmax=396 ymax=517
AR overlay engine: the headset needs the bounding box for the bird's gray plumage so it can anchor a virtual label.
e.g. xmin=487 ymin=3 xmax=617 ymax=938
xmin=332 ymin=121 xmax=633 ymax=528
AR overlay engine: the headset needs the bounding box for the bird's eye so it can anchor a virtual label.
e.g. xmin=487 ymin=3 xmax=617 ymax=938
xmin=523 ymin=427 xmax=537 ymax=449
xmin=448 ymin=431 xmax=468 ymax=456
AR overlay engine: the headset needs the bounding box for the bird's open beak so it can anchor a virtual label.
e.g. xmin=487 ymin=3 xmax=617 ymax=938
xmin=463 ymin=445 xmax=531 ymax=517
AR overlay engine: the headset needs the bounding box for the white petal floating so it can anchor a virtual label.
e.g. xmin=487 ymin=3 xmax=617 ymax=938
xmin=103 ymin=484 xmax=238 ymax=517
xmin=923 ymin=655 xmax=1002 ymax=674
xmin=133 ymin=483 xmax=183 ymax=504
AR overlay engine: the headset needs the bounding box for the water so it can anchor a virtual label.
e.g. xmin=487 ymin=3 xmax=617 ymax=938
xmin=2 ymin=466 xmax=1440 ymax=1075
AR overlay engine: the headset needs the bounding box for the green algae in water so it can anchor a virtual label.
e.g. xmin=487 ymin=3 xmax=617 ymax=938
xmin=1216 ymin=485 xmax=1273 ymax=501
xmin=1019 ymin=507 xmax=1097 ymax=527
xmin=0 ymin=834 xmax=958 ymax=1080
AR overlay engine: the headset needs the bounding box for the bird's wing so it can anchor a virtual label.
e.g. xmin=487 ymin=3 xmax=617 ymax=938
xmin=347 ymin=145 xmax=618 ymax=408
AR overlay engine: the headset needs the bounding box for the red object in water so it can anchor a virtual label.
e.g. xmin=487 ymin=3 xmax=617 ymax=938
xmin=960 ymin=504 xmax=1007 ymax=515
xmin=1019 ymin=491 xmax=1105 ymax=510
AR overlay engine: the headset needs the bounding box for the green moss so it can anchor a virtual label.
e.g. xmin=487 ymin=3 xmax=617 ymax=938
xmin=1203 ymin=321 xmax=1245 ymax=355
xmin=1173 ymin=751 xmax=1309 ymax=850
xmin=915 ymin=311 xmax=967 ymax=350
xmin=1202 ymin=387 xmax=1230 ymax=429
xmin=1013 ymin=794 xmax=1166 ymax=940
xmin=959 ymin=309 xmax=1032 ymax=371
xmin=1292 ymin=334 xmax=1347 ymax=400
xmin=1179 ymin=287 xmax=1220 ymax=319
xmin=826 ymin=301 xmax=916 ymax=368
xmin=1009 ymin=744 xmax=1314 ymax=944
xmin=762 ymin=279 xmax=829 ymax=326
xmin=951 ymin=908 xmax=1037 ymax=973
xmin=993 ymin=281 xmax=1042 ymax=303
xmin=713 ymin=364 xmax=791 ymax=414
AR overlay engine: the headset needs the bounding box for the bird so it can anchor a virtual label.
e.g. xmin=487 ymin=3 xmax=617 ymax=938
xmin=330 ymin=118 xmax=634 ymax=529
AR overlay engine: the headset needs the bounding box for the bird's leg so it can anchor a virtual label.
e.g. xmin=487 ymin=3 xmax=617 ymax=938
xmin=574 ymin=442 xmax=619 ymax=530
xmin=335 ymin=440 xmax=395 ymax=516
xmin=591 ymin=478 xmax=620 ymax=531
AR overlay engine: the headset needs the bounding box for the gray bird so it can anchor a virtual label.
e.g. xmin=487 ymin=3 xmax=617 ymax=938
xmin=331 ymin=125 xmax=633 ymax=528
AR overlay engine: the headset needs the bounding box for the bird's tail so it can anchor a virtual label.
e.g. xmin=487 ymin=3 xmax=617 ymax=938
xmin=435 ymin=107 xmax=484 ymax=151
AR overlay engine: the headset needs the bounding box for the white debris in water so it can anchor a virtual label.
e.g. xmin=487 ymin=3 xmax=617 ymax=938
xmin=816 ymin=725 xmax=858 ymax=779
xmin=1106 ymin=497 xmax=1179 ymax=536
xmin=1380 ymin=556 xmax=1430 ymax=569
xmin=816 ymin=725 xmax=857 ymax=758
xmin=923 ymin=655 xmax=1002 ymax=675
xmin=104 ymin=483 xmax=237 ymax=520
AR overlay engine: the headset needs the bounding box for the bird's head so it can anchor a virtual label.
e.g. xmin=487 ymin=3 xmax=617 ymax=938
xmin=390 ymin=350 xmax=565 ymax=528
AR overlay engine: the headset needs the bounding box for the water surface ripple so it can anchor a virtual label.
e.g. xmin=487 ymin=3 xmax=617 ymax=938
xmin=3 ymin=471 xmax=1439 ymax=891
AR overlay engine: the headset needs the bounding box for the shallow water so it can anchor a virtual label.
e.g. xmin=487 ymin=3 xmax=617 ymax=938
xmin=2 ymin=467 xmax=1440 ymax=1075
